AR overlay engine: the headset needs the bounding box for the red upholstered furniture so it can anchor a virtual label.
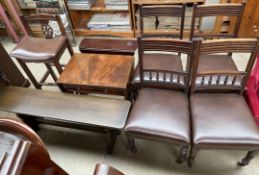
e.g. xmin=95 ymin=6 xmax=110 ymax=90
xmin=246 ymin=53 xmax=259 ymax=125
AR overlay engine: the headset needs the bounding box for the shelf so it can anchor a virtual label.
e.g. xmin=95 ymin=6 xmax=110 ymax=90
xmin=75 ymin=18 xmax=133 ymax=37
xmin=132 ymin=0 xmax=205 ymax=5
xmin=69 ymin=0 xmax=129 ymax=12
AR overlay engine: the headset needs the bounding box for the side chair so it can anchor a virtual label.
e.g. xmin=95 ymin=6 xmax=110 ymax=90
xmin=132 ymin=4 xmax=186 ymax=97
xmin=10 ymin=14 xmax=74 ymax=89
xmin=189 ymin=38 xmax=259 ymax=167
xmin=124 ymin=37 xmax=199 ymax=163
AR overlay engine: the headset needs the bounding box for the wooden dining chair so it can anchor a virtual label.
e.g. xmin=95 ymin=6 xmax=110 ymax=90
xmin=10 ymin=14 xmax=74 ymax=89
xmin=124 ymin=37 xmax=199 ymax=163
xmin=190 ymin=2 xmax=246 ymax=40
xmin=131 ymin=4 xmax=186 ymax=98
xmin=189 ymin=38 xmax=259 ymax=167
xmin=189 ymin=2 xmax=246 ymax=88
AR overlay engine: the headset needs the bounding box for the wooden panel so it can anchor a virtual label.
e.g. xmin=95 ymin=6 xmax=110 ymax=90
xmin=238 ymin=0 xmax=259 ymax=37
xmin=0 ymin=86 xmax=131 ymax=129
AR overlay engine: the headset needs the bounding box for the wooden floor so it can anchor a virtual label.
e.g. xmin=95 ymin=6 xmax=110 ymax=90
xmin=0 ymin=36 xmax=258 ymax=175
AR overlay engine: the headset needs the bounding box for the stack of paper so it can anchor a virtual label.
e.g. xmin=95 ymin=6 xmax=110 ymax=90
xmin=67 ymin=0 xmax=96 ymax=10
xmin=87 ymin=13 xmax=130 ymax=31
xmin=17 ymin=0 xmax=36 ymax=9
xmin=105 ymin=0 xmax=128 ymax=10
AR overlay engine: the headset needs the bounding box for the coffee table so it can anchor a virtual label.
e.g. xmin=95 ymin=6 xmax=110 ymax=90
xmin=57 ymin=53 xmax=134 ymax=99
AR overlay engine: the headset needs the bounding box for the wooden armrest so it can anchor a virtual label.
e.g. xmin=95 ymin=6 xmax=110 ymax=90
xmin=93 ymin=164 xmax=124 ymax=175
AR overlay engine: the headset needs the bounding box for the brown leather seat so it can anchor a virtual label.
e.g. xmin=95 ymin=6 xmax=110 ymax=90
xmin=132 ymin=53 xmax=183 ymax=86
xmin=125 ymin=88 xmax=190 ymax=144
xmin=11 ymin=36 xmax=67 ymax=62
xmin=195 ymin=55 xmax=241 ymax=88
xmin=191 ymin=93 xmax=259 ymax=149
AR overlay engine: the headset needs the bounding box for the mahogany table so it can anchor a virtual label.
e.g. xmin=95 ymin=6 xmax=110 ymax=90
xmin=79 ymin=38 xmax=138 ymax=55
xmin=57 ymin=53 xmax=134 ymax=99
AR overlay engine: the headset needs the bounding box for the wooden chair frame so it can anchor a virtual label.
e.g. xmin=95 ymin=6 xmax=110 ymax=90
xmin=190 ymin=2 xmax=246 ymax=40
xmin=16 ymin=14 xmax=74 ymax=89
xmin=139 ymin=4 xmax=186 ymax=38
xmin=138 ymin=37 xmax=197 ymax=93
xmin=189 ymin=38 xmax=259 ymax=167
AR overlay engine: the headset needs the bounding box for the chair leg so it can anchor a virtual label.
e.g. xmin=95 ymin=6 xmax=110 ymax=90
xmin=17 ymin=60 xmax=41 ymax=89
xmin=188 ymin=147 xmax=200 ymax=167
xmin=127 ymin=135 xmax=137 ymax=153
xmin=45 ymin=63 xmax=57 ymax=82
xmin=177 ymin=144 xmax=189 ymax=164
xmin=54 ymin=60 xmax=63 ymax=75
xmin=67 ymin=42 xmax=74 ymax=56
xmin=237 ymin=151 xmax=258 ymax=167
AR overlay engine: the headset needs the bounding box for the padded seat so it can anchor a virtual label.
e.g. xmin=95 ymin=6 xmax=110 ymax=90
xmin=191 ymin=93 xmax=259 ymax=148
xmin=124 ymin=88 xmax=190 ymax=144
xmin=10 ymin=36 xmax=67 ymax=62
xmin=132 ymin=53 xmax=183 ymax=85
xmin=195 ymin=55 xmax=241 ymax=87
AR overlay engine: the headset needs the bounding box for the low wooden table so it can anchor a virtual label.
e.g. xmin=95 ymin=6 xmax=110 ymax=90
xmin=79 ymin=38 xmax=138 ymax=55
xmin=57 ymin=53 xmax=134 ymax=99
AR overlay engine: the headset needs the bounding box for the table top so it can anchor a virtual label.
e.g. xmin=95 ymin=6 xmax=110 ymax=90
xmin=0 ymin=86 xmax=131 ymax=129
xmin=0 ymin=133 xmax=31 ymax=175
xmin=79 ymin=38 xmax=137 ymax=55
xmin=57 ymin=53 xmax=134 ymax=90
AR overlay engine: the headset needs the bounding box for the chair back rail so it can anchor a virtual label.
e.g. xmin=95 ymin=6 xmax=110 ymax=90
xmin=20 ymin=14 xmax=66 ymax=39
xmin=191 ymin=38 xmax=259 ymax=94
xmin=139 ymin=4 xmax=186 ymax=38
xmin=138 ymin=37 xmax=196 ymax=93
xmin=190 ymin=2 xmax=246 ymax=39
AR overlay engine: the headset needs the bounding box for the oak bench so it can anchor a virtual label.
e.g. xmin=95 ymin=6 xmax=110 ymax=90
xmin=0 ymin=84 xmax=130 ymax=153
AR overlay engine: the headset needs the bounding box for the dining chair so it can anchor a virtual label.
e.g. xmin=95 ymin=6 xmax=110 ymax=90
xmin=189 ymin=2 xmax=246 ymax=90
xmin=190 ymin=2 xmax=246 ymax=40
xmin=189 ymin=38 xmax=259 ymax=167
xmin=10 ymin=14 xmax=74 ymax=89
xmin=124 ymin=37 xmax=199 ymax=163
xmin=131 ymin=4 xmax=186 ymax=98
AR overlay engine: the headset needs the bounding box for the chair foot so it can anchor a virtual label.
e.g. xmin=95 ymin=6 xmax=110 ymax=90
xmin=127 ymin=136 xmax=137 ymax=153
xmin=177 ymin=145 xmax=189 ymax=164
xmin=237 ymin=151 xmax=258 ymax=167
xmin=188 ymin=147 xmax=200 ymax=168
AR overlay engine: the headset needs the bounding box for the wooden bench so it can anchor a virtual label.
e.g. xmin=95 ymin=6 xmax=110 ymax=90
xmin=0 ymin=84 xmax=130 ymax=153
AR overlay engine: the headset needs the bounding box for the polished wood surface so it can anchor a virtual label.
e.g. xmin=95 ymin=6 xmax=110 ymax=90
xmin=79 ymin=38 xmax=138 ymax=55
xmin=0 ymin=136 xmax=30 ymax=175
xmin=132 ymin=0 xmax=204 ymax=5
xmin=0 ymin=86 xmax=130 ymax=129
xmin=57 ymin=53 xmax=134 ymax=96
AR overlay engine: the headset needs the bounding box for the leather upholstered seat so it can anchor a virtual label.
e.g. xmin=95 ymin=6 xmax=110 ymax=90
xmin=191 ymin=93 xmax=259 ymax=148
xmin=132 ymin=53 xmax=183 ymax=87
xmin=125 ymin=88 xmax=190 ymax=144
xmin=11 ymin=36 xmax=67 ymax=62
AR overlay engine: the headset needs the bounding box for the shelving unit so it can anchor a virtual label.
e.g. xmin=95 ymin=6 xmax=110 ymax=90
xmin=64 ymin=0 xmax=134 ymax=37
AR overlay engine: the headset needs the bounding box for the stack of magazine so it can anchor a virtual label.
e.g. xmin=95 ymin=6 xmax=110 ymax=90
xmin=34 ymin=0 xmax=61 ymax=14
xmin=67 ymin=0 xmax=96 ymax=10
xmin=87 ymin=13 xmax=130 ymax=31
xmin=104 ymin=0 xmax=128 ymax=10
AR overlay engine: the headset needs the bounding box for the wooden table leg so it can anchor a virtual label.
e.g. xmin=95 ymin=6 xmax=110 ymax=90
xmin=106 ymin=130 xmax=120 ymax=154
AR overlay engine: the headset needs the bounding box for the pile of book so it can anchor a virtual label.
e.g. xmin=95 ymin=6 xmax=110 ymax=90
xmin=87 ymin=13 xmax=130 ymax=31
xmin=34 ymin=0 xmax=61 ymax=14
xmin=67 ymin=0 xmax=96 ymax=10
xmin=104 ymin=0 xmax=128 ymax=10
xmin=17 ymin=0 xmax=36 ymax=9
